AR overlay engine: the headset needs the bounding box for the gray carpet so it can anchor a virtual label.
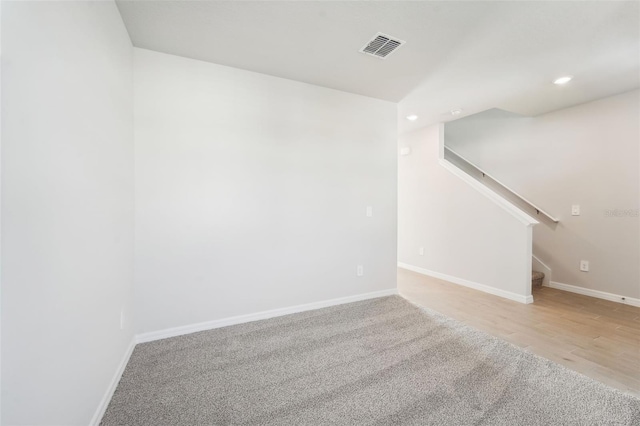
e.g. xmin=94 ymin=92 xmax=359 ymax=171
xmin=102 ymin=295 xmax=640 ymax=425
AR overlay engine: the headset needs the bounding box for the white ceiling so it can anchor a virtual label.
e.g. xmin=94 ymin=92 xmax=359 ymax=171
xmin=116 ymin=1 xmax=640 ymax=133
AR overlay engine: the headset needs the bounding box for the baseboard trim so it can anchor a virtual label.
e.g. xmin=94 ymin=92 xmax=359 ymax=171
xmin=398 ymin=262 xmax=533 ymax=304
xmin=135 ymin=288 xmax=399 ymax=344
xmin=89 ymin=338 xmax=136 ymax=426
xmin=547 ymin=281 xmax=640 ymax=307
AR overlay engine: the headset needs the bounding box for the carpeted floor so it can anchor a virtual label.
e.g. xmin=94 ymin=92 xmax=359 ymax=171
xmin=102 ymin=295 xmax=640 ymax=425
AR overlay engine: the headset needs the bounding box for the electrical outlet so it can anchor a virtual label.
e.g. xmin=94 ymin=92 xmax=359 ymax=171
xmin=419 ymin=247 xmax=424 ymax=256
xmin=366 ymin=206 xmax=373 ymax=217
xmin=580 ymin=260 xmax=589 ymax=272
xmin=357 ymin=265 xmax=364 ymax=277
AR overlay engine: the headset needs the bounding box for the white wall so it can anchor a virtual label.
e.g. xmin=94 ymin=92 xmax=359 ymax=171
xmin=1 ymin=2 xmax=134 ymax=424
xmin=445 ymin=90 xmax=640 ymax=299
xmin=398 ymin=124 xmax=534 ymax=302
xmin=0 ymin=1 xmax=3 ymax=421
xmin=134 ymin=48 xmax=397 ymax=334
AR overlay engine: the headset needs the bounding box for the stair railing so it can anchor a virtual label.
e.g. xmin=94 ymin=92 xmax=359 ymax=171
xmin=444 ymin=146 xmax=559 ymax=223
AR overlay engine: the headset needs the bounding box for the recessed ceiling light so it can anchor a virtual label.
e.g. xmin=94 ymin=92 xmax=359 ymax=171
xmin=553 ymin=75 xmax=573 ymax=85
xmin=451 ymin=108 xmax=463 ymax=115
xmin=406 ymin=115 xmax=418 ymax=121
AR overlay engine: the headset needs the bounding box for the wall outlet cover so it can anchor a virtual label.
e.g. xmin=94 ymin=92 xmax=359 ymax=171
xmin=580 ymin=260 xmax=589 ymax=272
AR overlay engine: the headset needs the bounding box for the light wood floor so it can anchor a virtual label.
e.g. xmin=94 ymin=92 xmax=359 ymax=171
xmin=398 ymin=268 xmax=640 ymax=397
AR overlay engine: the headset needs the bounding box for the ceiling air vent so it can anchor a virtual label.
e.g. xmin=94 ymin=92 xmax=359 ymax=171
xmin=360 ymin=33 xmax=405 ymax=59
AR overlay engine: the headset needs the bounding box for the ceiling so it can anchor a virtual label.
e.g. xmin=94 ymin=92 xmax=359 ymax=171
xmin=116 ymin=1 xmax=640 ymax=133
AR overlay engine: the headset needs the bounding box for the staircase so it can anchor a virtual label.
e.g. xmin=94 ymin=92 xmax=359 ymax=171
xmin=442 ymin=145 xmax=553 ymax=295
xmin=532 ymin=271 xmax=545 ymax=288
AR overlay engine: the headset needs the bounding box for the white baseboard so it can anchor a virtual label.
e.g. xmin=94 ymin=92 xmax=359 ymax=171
xmin=135 ymin=288 xmax=399 ymax=344
xmin=547 ymin=281 xmax=640 ymax=307
xmin=398 ymin=262 xmax=533 ymax=304
xmin=90 ymin=338 xmax=136 ymax=426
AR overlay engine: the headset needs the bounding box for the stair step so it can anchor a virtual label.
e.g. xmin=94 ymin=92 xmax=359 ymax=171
xmin=532 ymin=270 xmax=545 ymax=287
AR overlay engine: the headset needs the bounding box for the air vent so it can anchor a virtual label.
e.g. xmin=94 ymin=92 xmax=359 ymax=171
xmin=359 ymin=33 xmax=405 ymax=59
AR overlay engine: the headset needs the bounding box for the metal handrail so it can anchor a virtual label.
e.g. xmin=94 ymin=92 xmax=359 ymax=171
xmin=444 ymin=146 xmax=559 ymax=223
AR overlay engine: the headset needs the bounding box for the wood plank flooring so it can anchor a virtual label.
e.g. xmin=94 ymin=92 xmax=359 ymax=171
xmin=398 ymin=267 xmax=640 ymax=397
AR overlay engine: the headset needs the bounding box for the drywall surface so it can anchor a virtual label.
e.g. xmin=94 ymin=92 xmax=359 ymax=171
xmin=134 ymin=48 xmax=397 ymax=334
xmin=398 ymin=124 xmax=532 ymax=300
xmin=446 ymin=90 xmax=640 ymax=298
xmin=1 ymin=1 xmax=134 ymax=424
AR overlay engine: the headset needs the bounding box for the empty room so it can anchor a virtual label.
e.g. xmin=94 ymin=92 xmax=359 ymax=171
xmin=1 ymin=1 xmax=639 ymax=425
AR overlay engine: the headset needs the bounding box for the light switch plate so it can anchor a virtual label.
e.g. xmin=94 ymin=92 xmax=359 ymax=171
xmin=366 ymin=206 xmax=373 ymax=217
xmin=571 ymin=205 xmax=580 ymax=216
